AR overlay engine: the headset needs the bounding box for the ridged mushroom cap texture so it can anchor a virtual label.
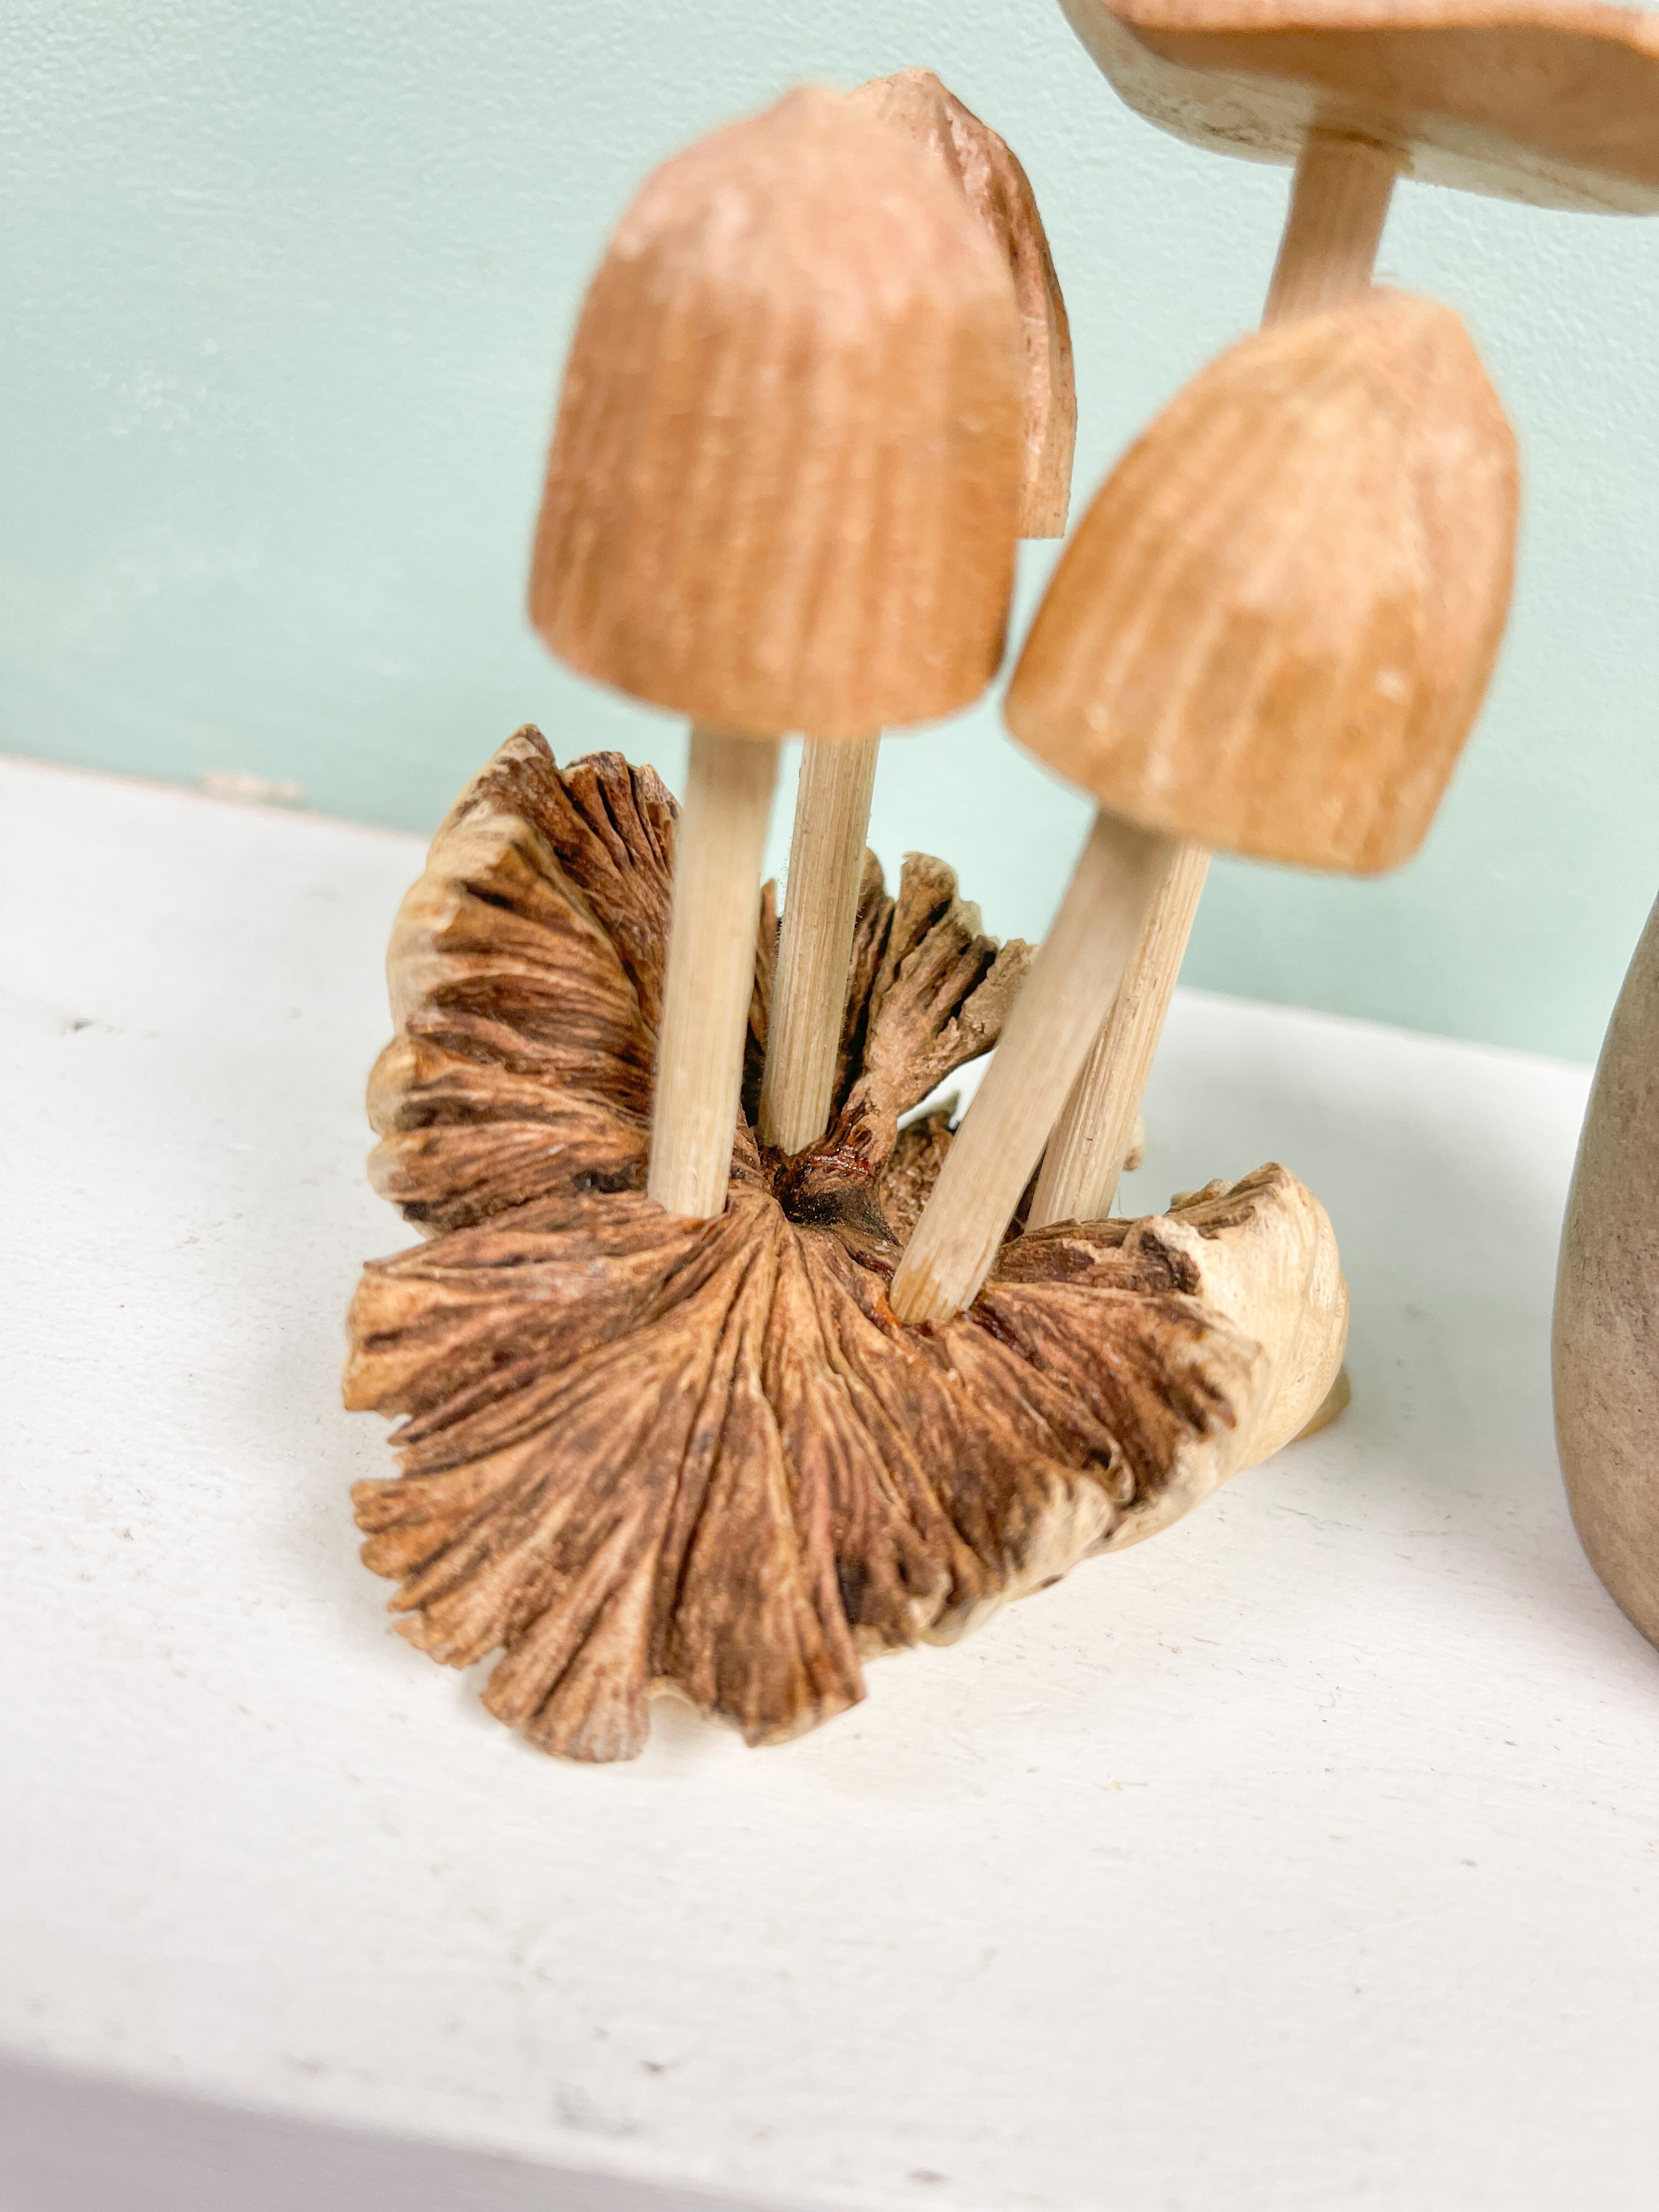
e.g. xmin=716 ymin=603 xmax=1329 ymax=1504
xmin=1006 ymin=287 xmax=1519 ymax=874
xmin=528 ymin=85 xmax=1025 ymax=743
xmin=345 ymin=727 xmax=1348 ymax=1762
xmin=847 ymin=67 xmax=1076 ymax=535
xmin=1060 ymin=0 xmax=1659 ymax=211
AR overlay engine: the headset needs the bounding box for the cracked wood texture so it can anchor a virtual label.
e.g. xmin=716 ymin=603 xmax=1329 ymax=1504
xmin=345 ymin=728 xmax=1347 ymax=1762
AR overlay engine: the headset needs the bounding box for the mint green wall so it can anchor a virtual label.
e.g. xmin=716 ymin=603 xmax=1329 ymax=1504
xmin=5 ymin=2 xmax=1658 ymax=1063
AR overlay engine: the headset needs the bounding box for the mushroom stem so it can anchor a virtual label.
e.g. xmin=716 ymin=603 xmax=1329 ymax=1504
xmin=758 ymin=732 xmax=881 ymax=1154
xmin=888 ymin=814 xmax=1176 ymax=1323
xmin=648 ymin=725 xmax=780 ymax=1217
xmin=1025 ymin=128 xmax=1401 ymax=1238
xmin=1028 ymin=839 xmax=1211 ymax=1227
xmin=1263 ymin=130 xmax=1401 ymax=326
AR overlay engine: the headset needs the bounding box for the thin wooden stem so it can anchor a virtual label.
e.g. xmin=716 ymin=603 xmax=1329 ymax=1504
xmin=888 ymin=815 xmax=1176 ymax=1324
xmin=1029 ymin=841 xmax=1211 ymax=1227
xmin=647 ymin=726 xmax=780 ymax=1217
xmin=758 ymin=733 xmax=881 ymax=1155
xmin=1262 ymin=129 xmax=1400 ymax=328
xmin=891 ymin=130 xmax=1401 ymax=1314
xmin=1023 ymin=132 xmax=1401 ymax=1243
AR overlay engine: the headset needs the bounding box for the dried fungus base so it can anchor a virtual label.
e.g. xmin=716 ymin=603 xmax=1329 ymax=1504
xmin=345 ymin=729 xmax=1347 ymax=1763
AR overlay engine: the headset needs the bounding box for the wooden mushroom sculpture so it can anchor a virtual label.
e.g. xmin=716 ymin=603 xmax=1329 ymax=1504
xmin=758 ymin=69 xmax=1075 ymax=1158
xmin=344 ymin=83 xmax=1353 ymax=1765
xmin=528 ymin=86 xmax=1025 ymax=1216
xmin=1039 ymin=0 xmax=1659 ymax=1228
xmin=891 ymin=286 xmax=1518 ymax=1323
xmin=346 ymin=729 xmax=1347 ymax=1760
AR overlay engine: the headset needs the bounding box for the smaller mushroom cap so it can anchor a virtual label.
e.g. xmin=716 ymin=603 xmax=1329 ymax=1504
xmin=1061 ymin=0 xmax=1659 ymax=211
xmin=848 ymin=67 xmax=1076 ymax=535
xmin=530 ymin=86 xmax=1025 ymax=743
xmin=1006 ymin=287 xmax=1518 ymax=875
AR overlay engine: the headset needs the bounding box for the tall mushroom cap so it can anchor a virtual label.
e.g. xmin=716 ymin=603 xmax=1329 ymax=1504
xmin=1060 ymin=0 xmax=1659 ymax=211
xmin=529 ymin=85 xmax=1025 ymax=743
xmin=847 ymin=67 xmax=1076 ymax=534
xmin=1006 ymin=287 xmax=1519 ymax=874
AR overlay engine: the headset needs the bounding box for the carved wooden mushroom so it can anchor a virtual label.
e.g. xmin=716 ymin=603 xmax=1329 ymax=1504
xmin=1040 ymin=0 xmax=1659 ymax=1229
xmin=846 ymin=66 xmax=1075 ymax=539
xmin=345 ymin=728 xmax=1348 ymax=1762
xmin=891 ymin=285 xmax=1517 ymax=1326
xmin=529 ymin=85 xmax=1024 ymax=1220
xmin=759 ymin=67 xmax=1075 ymax=1161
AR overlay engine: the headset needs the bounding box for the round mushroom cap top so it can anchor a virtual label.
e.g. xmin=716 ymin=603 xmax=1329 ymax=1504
xmin=847 ymin=67 xmax=1076 ymax=535
xmin=1061 ymin=0 xmax=1659 ymax=210
xmin=1005 ymin=287 xmax=1519 ymax=874
xmin=529 ymin=85 xmax=1025 ymax=743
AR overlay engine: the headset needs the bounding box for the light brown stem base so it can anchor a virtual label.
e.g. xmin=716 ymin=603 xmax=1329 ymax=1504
xmin=889 ymin=814 xmax=1176 ymax=1323
xmin=647 ymin=726 xmax=780 ymax=1217
xmin=1029 ymin=840 xmax=1211 ymax=1228
xmin=758 ymin=732 xmax=881 ymax=1155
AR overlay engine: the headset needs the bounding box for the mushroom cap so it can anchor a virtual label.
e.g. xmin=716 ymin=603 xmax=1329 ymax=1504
xmin=1060 ymin=0 xmax=1659 ymax=211
xmin=529 ymin=86 xmax=1025 ymax=742
xmin=1006 ymin=287 xmax=1519 ymax=874
xmin=346 ymin=727 xmax=1348 ymax=1761
xmin=848 ymin=67 xmax=1076 ymax=534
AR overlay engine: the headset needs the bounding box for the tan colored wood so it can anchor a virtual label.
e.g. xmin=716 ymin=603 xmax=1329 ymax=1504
xmin=349 ymin=730 xmax=1347 ymax=1760
xmin=528 ymin=85 xmax=1024 ymax=742
xmin=848 ymin=68 xmax=1076 ymax=535
xmin=1262 ymin=131 xmax=1400 ymax=325
xmin=527 ymin=86 xmax=1026 ymax=1226
xmin=1044 ymin=0 xmax=1653 ymax=1244
xmin=1035 ymin=127 xmax=1394 ymax=1234
xmin=889 ymin=815 xmax=1177 ymax=1323
xmin=1292 ymin=1363 xmax=1352 ymax=1443
xmin=1035 ymin=0 xmax=1655 ymax=1299
xmin=647 ymin=728 xmax=779 ymax=1216
xmin=1091 ymin=1170 xmax=1350 ymax=1549
xmin=1060 ymin=0 xmax=1659 ymax=212
xmin=1124 ymin=1111 xmax=1147 ymax=1172
xmin=1030 ymin=840 xmax=1211 ymax=1227
xmin=759 ymin=733 xmax=881 ymax=1155
xmin=758 ymin=72 xmax=1074 ymax=1180
xmin=900 ymin=219 xmax=1512 ymax=1306
xmin=1007 ymin=287 xmax=1517 ymax=874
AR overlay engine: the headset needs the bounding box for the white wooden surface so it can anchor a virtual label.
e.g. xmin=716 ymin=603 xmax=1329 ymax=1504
xmin=4 ymin=753 xmax=1657 ymax=2212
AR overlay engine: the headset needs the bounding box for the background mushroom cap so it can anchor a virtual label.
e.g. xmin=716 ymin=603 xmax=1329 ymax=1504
xmin=1060 ymin=0 xmax=1659 ymax=211
xmin=529 ymin=84 xmax=1025 ymax=742
xmin=1006 ymin=287 xmax=1519 ymax=874
xmin=847 ymin=67 xmax=1076 ymax=535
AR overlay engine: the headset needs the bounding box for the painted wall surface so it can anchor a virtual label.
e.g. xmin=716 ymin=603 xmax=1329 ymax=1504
xmin=4 ymin=0 xmax=1657 ymax=1062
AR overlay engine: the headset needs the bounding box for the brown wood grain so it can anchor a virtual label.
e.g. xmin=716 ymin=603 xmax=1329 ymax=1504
xmin=345 ymin=730 xmax=1346 ymax=1762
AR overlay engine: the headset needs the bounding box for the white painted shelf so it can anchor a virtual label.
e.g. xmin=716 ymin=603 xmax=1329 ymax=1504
xmin=5 ymin=753 xmax=1656 ymax=2212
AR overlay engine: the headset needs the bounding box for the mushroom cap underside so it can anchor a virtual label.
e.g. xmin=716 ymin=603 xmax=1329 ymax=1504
xmin=1061 ymin=0 xmax=1659 ymax=211
xmin=345 ymin=726 xmax=1348 ymax=1761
